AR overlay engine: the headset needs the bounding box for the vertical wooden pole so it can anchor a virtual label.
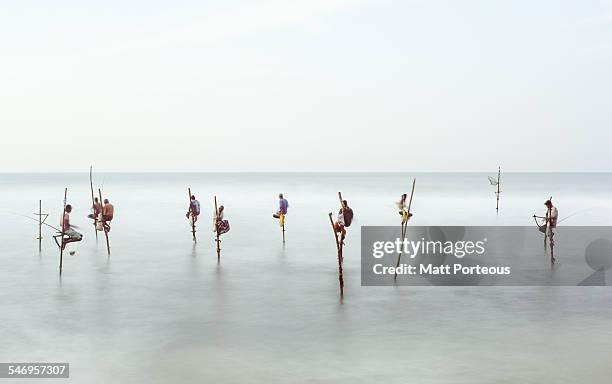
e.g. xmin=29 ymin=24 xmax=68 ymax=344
xmin=544 ymin=211 xmax=548 ymax=249
xmin=38 ymin=200 xmax=42 ymax=252
xmin=547 ymin=196 xmax=554 ymax=262
xmin=334 ymin=192 xmax=346 ymax=295
xmin=99 ymin=188 xmax=111 ymax=256
xmin=496 ymin=167 xmax=501 ymax=212
xmin=214 ymin=196 xmax=221 ymax=260
xmin=35 ymin=200 xmax=47 ymax=252
xmin=188 ymin=188 xmax=196 ymax=242
xmin=59 ymin=188 xmax=67 ymax=274
xmin=544 ymin=196 xmax=552 ymax=250
xmin=407 ymin=178 xmax=416 ymax=213
xmin=543 ymin=210 xmax=548 ymax=250
xmin=395 ymin=178 xmax=416 ymax=281
xmin=328 ymin=212 xmax=343 ymax=296
xmin=337 ymin=191 xmax=345 ymax=253
xmin=90 ymin=166 xmax=98 ymax=240
xmin=550 ymin=238 xmax=555 ymax=264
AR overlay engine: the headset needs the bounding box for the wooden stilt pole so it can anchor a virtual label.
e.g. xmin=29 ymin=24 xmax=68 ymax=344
xmin=59 ymin=188 xmax=67 ymax=274
xmin=550 ymin=238 xmax=555 ymax=264
xmin=547 ymin=196 xmax=555 ymax=263
xmin=496 ymin=166 xmax=501 ymax=212
xmin=38 ymin=200 xmax=42 ymax=252
xmin=282 ymin=217 xmax=285 ymax=244
xmin=188 ymin=188 xmax=196 ymax=242
xmin=395 ymin=178 xmax=416 ymax=280
xmin=544 ymin=209 xmax=549 ymax=250
xmin=90 ymin=166 xmax=98 ymax=240
xmin=214 ymin=196 xmax=221 ymax=260
xmin=99 ymin=188 xmax=111 ymax=256
xmin=543 ymin=196 xmax=552 ymax=250
xmin=34 ymin=201 xmax=48 ymax=253
xmin=406 ymin=178 xmax=416 ymax=216
xmin=337 ymin=192 xmax=346 ymax=259
xmin=328 ymin=212 xmax=343 ymax=296
xmin=333 ymin=192 xmax=346 ymax=295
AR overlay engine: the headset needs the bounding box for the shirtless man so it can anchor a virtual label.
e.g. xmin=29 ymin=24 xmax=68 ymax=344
xmin=88 ymin=197 xmax=101 ymax=219
xmin=60 ymin=204 xmax=83 ymax=251
xmin=102 ymin=198 xmax=114 ymax=232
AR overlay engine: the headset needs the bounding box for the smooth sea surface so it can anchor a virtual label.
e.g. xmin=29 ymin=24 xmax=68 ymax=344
xmin=1 ymin=172 xmax=611 ymax=383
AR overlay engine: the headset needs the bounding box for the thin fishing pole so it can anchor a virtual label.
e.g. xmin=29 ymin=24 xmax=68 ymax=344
xmin=557 ymin=208 xmax=594 ymax=224
xmin=8 ymin=212 xmax=62 ymax=232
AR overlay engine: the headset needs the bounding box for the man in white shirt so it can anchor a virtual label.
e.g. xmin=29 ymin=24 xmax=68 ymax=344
xmin=538 ymin=199 xmax=558 ymax=243
xmin=546 ymin=200 xmax=558 ymax=229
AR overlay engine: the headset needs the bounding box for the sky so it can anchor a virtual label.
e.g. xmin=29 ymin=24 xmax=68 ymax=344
xmin=1 ymin=0 xmax=611 ymax=172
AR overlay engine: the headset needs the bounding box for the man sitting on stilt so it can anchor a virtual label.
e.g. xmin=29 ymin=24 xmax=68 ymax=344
xmin=58 ymin=204 xmax=82 ymax=252
xmin=397 ymin=193 xmax=413 ymax=225
xmin=273 ymin=193 xmax=289 ymax=219
xmin=538 ymin=199 xmax=558 ymax=245
xmin=334 ymin=200 xmax=353 ymax=246
xmin=101 ymin=198 xmax=114 ymax=232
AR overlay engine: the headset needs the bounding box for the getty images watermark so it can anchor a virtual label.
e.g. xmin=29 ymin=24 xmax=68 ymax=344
xmin=361 ymin=226 xmax=612 ymax=286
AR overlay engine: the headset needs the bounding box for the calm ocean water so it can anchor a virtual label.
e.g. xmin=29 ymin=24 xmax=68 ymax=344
xmin=1 ymin=172 xmax=611 ymax=383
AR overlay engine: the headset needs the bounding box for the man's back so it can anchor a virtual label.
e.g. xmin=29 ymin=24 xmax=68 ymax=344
xmin=104 ymin=203 xmax=114 ymax=217
xmin=192 ymin=200 xmax=200 ymax=215
xmin=342 ymin=207 xmax=354 ymax=227
xmin=279 ymin=198 xmax=288 ymax=214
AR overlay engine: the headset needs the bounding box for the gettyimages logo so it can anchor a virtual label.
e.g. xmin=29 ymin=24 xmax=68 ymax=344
xmin=361 ymin=226 xmax=612 ymax=286
xmin=372 ymin=237 xmax=487 ymax=259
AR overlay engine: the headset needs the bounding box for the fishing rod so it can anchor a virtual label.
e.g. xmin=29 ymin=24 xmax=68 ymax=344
xmin=533 ymin=197 xmax=586 ymax=224
xmin=15 ymin=213 xmax=81 ymax=233
xmin=557 ymin=208 xmax=594 ymax=224
xmin=11 ymin=212 xmax=62 ymax=232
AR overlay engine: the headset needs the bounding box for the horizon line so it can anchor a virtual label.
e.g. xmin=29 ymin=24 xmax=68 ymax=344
xmin=1 ymin=170 xmax=611 ymax=174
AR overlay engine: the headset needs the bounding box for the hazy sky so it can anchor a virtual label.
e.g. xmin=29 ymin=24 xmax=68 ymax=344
xmin=1 ymin=0 xmax=611 ymax=171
